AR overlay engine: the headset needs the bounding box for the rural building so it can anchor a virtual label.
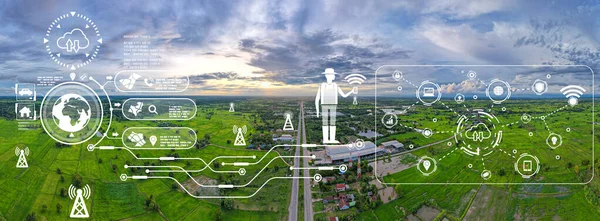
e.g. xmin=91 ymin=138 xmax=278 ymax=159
xmin=381 ymin=140 xmax=404 ymax=149
xmin=335 ymin=183 xmax=346 ymax=192
xmin=322 ymin=176 xmax=336 ymax=184
xmin=273 ymin=134 xmax=294 ymax=142
xmin=338 ymin=199 xmax=349 ymax=210
xmin=325 ymin=141 xmax=386 ymax=164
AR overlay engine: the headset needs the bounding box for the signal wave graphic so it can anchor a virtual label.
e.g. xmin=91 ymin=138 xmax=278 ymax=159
xmin=345 ymin=73 xmax=367 ymax=105
xmin=68 ymin=184 xmax=91 ymax=200
xmin=560 ymin=85 xmax=586 ymax=98
xmin=345 ymin=74 xmax=366 ymax=85
xmin=15 ymin=146 xmax=29 ymax=157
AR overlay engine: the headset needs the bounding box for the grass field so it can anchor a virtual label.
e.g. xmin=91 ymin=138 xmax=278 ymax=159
xmin=349 ymin=99 xmax=600 ymax=220
xmin=2 ymin=97 xmax=600 ymax=221
xmin=0 ymin=99 xmax=298 ymax=220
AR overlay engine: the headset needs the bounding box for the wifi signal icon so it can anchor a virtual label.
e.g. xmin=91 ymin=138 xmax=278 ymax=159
xmin=345 ymin=74 xmax=367 ymax=105
xmin=560 ymin=85 xmax=586 ymax=106
xmin=345 ymin=73 xmax=366 ymax=85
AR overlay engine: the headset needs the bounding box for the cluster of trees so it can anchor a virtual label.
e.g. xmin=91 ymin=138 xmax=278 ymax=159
xmin=248 ymin=132 xmax=274 ymax=147
xmin=144 ymin=194 xmax=160 ymax=211
xmin=196 ymin=133 xmax=210 ymax=149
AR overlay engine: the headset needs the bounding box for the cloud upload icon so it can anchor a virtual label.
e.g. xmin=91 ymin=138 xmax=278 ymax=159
xmin=56 ymin=28 xmax=89 ymax=53
xmin=465 ymin=123 xmax=492 ymax=142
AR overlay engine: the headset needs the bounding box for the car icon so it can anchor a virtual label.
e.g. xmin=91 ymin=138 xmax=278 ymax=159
xmin=18 ymin=88 xmax=33 ymax=96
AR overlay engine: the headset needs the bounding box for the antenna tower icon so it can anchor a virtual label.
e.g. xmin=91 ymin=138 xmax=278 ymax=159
xmin=69 ymin=184 xmax=91 ymax=218
xmin=233 ymin=125 xmax=247 ymax=146
xmin=283 ymin=112 xmax=294 ymax=131
xmin=15 ymin=146 xmax=29 ymax=168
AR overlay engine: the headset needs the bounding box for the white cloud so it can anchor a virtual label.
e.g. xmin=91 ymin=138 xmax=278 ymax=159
xmin=440 ymin=79 xmax=486 ymax=93
xmin=415 ymin=17 xmax=555 ymax=64
xmin=421 ymin=0 xmax=517 ymax=19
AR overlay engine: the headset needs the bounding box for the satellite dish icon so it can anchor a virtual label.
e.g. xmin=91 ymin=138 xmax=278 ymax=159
xmin=15 ymin=146 xmax=29 ymax=168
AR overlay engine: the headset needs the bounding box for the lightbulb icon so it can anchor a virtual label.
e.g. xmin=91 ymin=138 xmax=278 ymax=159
xmin=546 ymin=133 xmax=562 ymax=149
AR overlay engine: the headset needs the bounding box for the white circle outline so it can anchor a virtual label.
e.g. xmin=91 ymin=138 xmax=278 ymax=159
xmin=417 ymin=156 xmax=437 ymax=176
xmin=454 ymin=93 xmax=465 ymax=104
xmin=481 ymin=170 xmax=492 ymax=180
xmin=568 ymin=97 xmax=578 ymax=106
xmin=416 ymin=81 xmax=442 ymax=106
xmin=422 ymin=128 xmax=433 ymax=138
xmin=314 ymin=173 xmax=323 ymax=182
xmin=467 ymin=70 xmax=477 ymax=79
xmin=521 ymin=113 xmax=532 ymax=124
xmin=339 ymin=164 xmax=348 ymax=173
xmin=514 ymin=153 xmax=540 ymax=179
xmin=392 ymin=70 xmax=403 ymax=81
xmin=381 ymin=112 xmax=398 ymax=129
xmin=532 ymin=79 xmax=548 ymax=95
xmin=40 ymin=81 xmax=104 ymax=145
xmin=45 ymin=12 xmax=102 ymax=70
xmin=486 ymin=79 xmax=511 ymax=104
xmin=546 ymin=133 xmax=562 ymax=149
xmin=355 ymin=139 xmax=365 ymax=150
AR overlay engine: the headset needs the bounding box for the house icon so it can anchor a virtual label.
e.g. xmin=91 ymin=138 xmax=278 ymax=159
xmin=19 ymin=106 xmax=31 ymax=118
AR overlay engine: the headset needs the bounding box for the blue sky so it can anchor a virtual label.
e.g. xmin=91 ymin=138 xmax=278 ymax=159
xmin=0 ymin=0 xmax=598 ymax=96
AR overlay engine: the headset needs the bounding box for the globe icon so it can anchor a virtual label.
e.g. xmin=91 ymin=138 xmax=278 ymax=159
xmin=493 ymin=86 xmax=504 ymax=96
xmin=51 ymin=93 xmax=91 ymax=136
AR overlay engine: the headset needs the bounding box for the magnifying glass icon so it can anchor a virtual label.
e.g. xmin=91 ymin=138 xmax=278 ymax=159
xmin=148 ymin=105 xmax=158 ymax=114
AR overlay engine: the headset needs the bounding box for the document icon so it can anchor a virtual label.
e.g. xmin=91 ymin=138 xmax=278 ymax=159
xmin=523 ymin=160 xmax=532 ymax=172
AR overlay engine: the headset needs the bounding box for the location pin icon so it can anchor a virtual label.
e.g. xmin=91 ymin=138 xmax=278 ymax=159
xmin=423 ymin=160 xmax=431 ymax=171
xmin=69 ymin=73 xmax=76 ymax=81
xmin=149 ymin=135 xmax=157 ymax=146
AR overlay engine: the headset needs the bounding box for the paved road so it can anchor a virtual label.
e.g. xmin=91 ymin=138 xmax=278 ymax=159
xmin=288 ymin=102 xmax=303 ymax=221
xmin=301 ymin=103 xmax=314 ymax=221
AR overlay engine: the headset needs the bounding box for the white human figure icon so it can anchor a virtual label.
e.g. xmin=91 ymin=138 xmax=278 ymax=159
xmin=315 ymin=68 xmax=356 ymax=144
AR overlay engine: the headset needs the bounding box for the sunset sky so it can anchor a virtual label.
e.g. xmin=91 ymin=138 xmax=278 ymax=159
xmin=0 ymin=0 xmax=598 ymax=96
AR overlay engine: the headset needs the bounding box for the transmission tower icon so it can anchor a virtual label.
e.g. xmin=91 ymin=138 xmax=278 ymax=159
xmin=229 ymin=102 xmax=235 ymax=112
xmin=283 ymin=111 xmax=294 ymax=131
xmin=15 ymin=146 xmax=29 ymax=168
xmin=233 ymin=125 xmax=247 ymax=146
xmin=69 ymin=184 xmax=91 ymax=218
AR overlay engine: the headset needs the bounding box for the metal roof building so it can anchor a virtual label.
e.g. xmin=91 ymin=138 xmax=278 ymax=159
xmin=325 ymin=141 xmax=386 ymax=162
xmin=381 ymin=140 xmax=404 ymax=149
